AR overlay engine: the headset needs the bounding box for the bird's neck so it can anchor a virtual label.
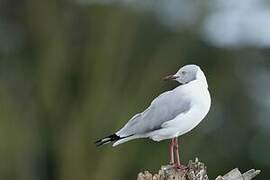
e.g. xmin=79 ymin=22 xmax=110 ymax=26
xmin=195 ymin=71 xmax=208 ymax=88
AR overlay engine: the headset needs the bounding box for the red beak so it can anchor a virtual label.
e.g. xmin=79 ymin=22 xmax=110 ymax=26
xmin=163 ymin=75 xmax=179 ymax=81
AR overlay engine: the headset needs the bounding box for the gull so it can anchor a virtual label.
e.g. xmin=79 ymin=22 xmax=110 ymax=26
xmin=95 ymin=64 xmax=211 ymax=168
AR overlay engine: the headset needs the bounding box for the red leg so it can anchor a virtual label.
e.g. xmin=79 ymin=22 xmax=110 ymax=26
xmin=169 ymin=139 xmax=175 ymax=165
xmin=174 ymin=137 xmax=181 ymax=167
xmin=174 ymin=137 xmax=188 ymax=170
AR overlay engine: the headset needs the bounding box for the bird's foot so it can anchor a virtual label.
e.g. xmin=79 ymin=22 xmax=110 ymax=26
xmin=174 ymin=164 xmax=188 ymax=171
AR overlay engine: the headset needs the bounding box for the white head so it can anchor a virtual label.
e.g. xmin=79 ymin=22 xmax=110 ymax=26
xmin=163 ymin=64 xmax=208 ymax=87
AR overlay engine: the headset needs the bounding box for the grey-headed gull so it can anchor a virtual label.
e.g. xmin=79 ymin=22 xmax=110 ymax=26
xmin=95 ymin=64 xmax=211 ymax=168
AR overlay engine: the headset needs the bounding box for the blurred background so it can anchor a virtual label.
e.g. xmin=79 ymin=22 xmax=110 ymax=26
xmin=1 ymin=0 xmax=270 ymax=179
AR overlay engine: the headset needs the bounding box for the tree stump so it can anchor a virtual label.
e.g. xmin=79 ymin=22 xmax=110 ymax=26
xmin=137 ymin=158 xmax=260 ymax=180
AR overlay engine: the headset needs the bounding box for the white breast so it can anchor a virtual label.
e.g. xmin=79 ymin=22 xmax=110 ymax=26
xmin=175 ymin=82 xmax=211 ymax=136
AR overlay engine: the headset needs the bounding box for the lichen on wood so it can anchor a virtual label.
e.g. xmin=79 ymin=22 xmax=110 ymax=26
xmin=137 ymin=158 xmax=260 ymax=180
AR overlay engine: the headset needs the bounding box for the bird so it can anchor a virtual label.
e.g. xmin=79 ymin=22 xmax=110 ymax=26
xmin=95 ymin=64 xmax=211 ymax=168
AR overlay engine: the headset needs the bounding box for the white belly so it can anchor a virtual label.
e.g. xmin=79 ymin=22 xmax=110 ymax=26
xmin=149 ymin=91 xmax=211 ymax=141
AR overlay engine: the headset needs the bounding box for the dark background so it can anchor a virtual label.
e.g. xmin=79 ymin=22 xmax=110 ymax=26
xmin=1 ymin=0 xmax=270 ymax=179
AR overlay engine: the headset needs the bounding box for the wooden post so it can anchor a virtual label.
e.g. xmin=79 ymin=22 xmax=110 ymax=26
xmin=137 ymin=158 xmax=260 ymax=180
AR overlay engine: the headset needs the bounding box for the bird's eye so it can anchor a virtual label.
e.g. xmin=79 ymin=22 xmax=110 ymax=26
xmin=181 ymin=71 xmax=186 ymax=75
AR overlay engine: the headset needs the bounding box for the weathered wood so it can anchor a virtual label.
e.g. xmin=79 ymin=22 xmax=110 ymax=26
xmin=137 ymin=158 xmax=260 ymax=180
xmin=215 ymin=168 xmax=261 ymax=180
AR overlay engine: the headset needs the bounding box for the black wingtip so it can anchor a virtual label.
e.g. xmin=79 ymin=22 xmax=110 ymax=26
xmin=94 ymin=139 xmax=102 ymax=144
xmin=94 ymin=134 xmax=121 ymax=147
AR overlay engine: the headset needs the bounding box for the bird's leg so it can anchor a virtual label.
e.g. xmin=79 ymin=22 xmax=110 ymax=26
xmin=174 ymin=137 xmax=188 ymax=170
xmin=169 ymin=139 xmax=175 ymax=165
xmin=174 ymin=137 xmax=181 ymax=167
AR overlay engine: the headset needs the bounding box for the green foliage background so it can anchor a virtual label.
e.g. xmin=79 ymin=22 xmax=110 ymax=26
xmin=0 ymin=1 xmax=270 ymax=180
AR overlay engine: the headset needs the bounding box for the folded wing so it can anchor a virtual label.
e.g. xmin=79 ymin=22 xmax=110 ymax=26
xmin=116 ymin=89 xmax=191 ymax=137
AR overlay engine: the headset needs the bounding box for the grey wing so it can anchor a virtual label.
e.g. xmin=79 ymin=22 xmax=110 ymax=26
xmin=116 ymin=90 xmax=191 ymax=137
